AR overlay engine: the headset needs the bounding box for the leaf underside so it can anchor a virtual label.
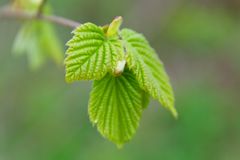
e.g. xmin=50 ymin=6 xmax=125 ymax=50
xmin=65 ymin=23 xmax=123 ymax=82
xmin=121 ymin=29 xmax=177 ymax=117
xmin=89 ymin=69 xmax=145 ymax=146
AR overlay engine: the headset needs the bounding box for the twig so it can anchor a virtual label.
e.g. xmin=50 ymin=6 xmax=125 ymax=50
xmin=36 ymin=0 xmax=48 ymax=17
xmin=0 ymin=6 xmax=81 ymax=28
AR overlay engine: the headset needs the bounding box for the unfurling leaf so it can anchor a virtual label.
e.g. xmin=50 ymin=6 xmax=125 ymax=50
xmin=12 ymin=0 xmax=63 ymax=70
xmin=65 ymin=23 xmax=124 ymax=82
xmin=13 ymin=21 xmax=63 ymax=70
xmin=121 ymin=29 xmax=177 ymax=118
xmin=106 ymin=16 xmax=123 ymax=37
xmin=89 ymin=69 xmax=144 ymax=147
xmin=12 ymin=0 xmax=44 ymax=11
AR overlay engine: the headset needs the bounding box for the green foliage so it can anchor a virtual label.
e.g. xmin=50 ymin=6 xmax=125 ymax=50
xmin=12 ymin=0 xmax=63 ymax=70
xmin=65 ymin=17 xmax=176 ymax=146
xmin=10 ymin=2 xmax=176 ymax=145
xmin=13 ymin=21 xmax=63 ymax=70
xmin=141 ymin=91 xmax=150 ymax=109
xmin=89 ymin=69 xmax=144 ymax=147
xmin=121 ymin=29 xmax=177 ymax=117
xmin=65 ymin=23 xmax=124 ymax=82
xmin=13 ymin=0 xmax=44 ymax=11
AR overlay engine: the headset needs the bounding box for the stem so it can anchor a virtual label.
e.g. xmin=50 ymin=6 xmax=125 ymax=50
xmin=36 ymin=0 xmax=48 ymax=17
xmin=0 ymin=6 xmax=81 ymax=28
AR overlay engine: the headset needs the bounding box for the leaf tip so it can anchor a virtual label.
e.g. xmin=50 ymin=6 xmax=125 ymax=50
xmin=170 ymin=107 xmax=178 ymax=119
xmin=116 ymin=143 xmax=124 ymax=149
xmin=65 ymin=76 xmax=73 ymax=83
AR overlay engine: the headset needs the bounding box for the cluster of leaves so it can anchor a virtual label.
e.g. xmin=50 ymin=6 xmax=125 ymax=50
xmin=12 ymin=0 xmax=63 ymax=69
xmin=65 ymin=17 xmax=177 ymax=147
xmin=9 ymin=0 xmax=176 ymax=147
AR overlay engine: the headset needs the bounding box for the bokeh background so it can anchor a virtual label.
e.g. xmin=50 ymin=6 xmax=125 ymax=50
xmin=1 ymin=0 xmax=240 ymax=159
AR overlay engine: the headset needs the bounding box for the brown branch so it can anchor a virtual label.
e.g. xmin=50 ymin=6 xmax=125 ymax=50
xmin=0 ymin=6 xmax=81 ymax=28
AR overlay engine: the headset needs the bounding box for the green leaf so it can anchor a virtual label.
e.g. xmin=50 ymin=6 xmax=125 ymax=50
xmin=40 ymin=22 xmax=64 ymax=65
xmin=65 ymin=23 xmax=124 ymax=82
xmin=88 ymin=69 xmax=144 ymax=146
xmin=13 ymin=21 xmax=63 ymax=70
xmin=121 ymin=29 xmax=177 ymax=118
xmin=13 ymin=0 xmax=49 ymax=12
xmin=142 ymin=91 xmax=150 ymax=109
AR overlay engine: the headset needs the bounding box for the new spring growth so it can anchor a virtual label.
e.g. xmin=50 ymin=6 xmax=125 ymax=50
xmin=106 ymin=16 xmax=123 ymax=37
xmin=106 ymin=16 xmax=126 ymax=76
xmin=114 ymin=60 xmax=126 ymax=76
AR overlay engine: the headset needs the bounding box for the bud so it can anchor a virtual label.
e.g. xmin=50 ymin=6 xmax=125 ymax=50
xmin=106 ymin=16 xmax=123 ymax=37
xmin=114 ymin=60 xmax=126 ymax=76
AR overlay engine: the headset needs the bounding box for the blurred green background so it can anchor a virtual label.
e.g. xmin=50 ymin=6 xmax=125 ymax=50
xmin=1 ymin=0 xmax=240 ymax=159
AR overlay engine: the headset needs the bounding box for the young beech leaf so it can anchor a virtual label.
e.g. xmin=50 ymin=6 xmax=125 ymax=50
xmin=12 ymin=0 xmax=52 ymax=15
xmin=88 ymin=69 xmax=145 ymax=147
xmin=12 ymin=0 xmax=63 ymax=70
xmin=121 ymin=29 xmax=177 ymax=118
xmin=64 ymin=17 xmax=177 ymax=147
xmin=13 ymin=0 xmax=43 ymax=11
xmin=65 ymin=23 xmax=124 ymax=82
xmin=13 ymin=21 xmax=63 ymax=70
